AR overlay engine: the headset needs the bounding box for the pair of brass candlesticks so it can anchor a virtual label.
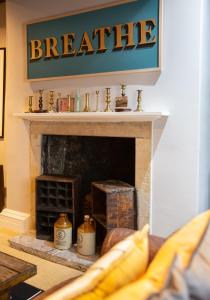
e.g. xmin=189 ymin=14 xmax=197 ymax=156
xmin=83 ymin=88 xmax=111 ymax=112
xmin=27 ymin=89 xmax=51 ymax=113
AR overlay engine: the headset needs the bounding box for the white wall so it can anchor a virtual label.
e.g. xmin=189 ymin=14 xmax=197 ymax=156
xmin=198 ymin=0 xmax=210 ymax=213
xmin=4 ymin=0 xmax=205 ymax=236
xmin=0 ymin=1 xmax=6 ymax=166
xmin=0 ymin=2 xmax=6 ymax=47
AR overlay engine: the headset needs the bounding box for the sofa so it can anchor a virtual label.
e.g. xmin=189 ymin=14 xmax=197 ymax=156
xmin=36 ymin=210 xmax=210 ymax=300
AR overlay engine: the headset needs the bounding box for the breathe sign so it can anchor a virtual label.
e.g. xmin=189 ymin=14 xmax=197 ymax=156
xmin=27 ymin=0 xmax=160 ymax=80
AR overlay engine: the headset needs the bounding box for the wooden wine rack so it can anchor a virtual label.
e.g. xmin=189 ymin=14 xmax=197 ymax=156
xmin=36 ymin=175 xmax=80 ymax=243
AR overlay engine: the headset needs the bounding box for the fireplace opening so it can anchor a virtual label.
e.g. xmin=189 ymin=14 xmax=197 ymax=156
xmin=42 ymin=135 xmax=135 ymax=197
xmin=39 ymin=135 xmax=136 ymax=246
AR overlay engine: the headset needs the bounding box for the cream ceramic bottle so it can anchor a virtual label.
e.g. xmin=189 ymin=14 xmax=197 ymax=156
xmin=77 ymin=215 xmax=96 ymax=256
xmin=54 ymin=213 xmax=72 ymax=250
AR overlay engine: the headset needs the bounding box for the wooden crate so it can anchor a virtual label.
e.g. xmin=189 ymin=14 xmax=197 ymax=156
xmin=91 ymin=180 xmax=136 ymax=231
xmin=36 ymin=175 xmax=80 ymax=243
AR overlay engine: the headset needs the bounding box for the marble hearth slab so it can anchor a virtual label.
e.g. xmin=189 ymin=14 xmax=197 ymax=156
xmin=9 ymin=235 xmax=98 ymax=272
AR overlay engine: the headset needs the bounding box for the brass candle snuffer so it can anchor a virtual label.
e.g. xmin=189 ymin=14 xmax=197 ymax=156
xmin=135 ymin=90 xmax=143 ymax=112
xmin=104 ymin=88 xmax=112 ymax=112
xmin=83 ymin=93 xmax=91 ymax=112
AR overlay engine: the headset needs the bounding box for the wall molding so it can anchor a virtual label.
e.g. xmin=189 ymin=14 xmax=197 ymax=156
xmin=0 ymin=208 xmax=30 ymax=232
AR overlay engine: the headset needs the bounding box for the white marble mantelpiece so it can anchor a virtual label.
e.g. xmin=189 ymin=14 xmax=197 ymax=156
xmin=14 ymin=112 xmax=167 ymax=123
xmin=14 ymin=111 xmax=168 ymax=231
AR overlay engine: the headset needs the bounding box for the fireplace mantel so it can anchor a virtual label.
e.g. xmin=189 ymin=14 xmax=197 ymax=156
xmin=15 ymin=110 xmax=168 ymax=231
xmin=14 ymin=112 xmax=168 ymax=123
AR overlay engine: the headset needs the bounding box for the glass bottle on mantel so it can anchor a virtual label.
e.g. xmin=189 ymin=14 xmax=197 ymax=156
xmin=77 ymin=215 xmax=96 ymax=256
xmin=54 ymin=213 xmax=72 ymax=250
xmin=75 ymin=89 xmax=81 ymax=112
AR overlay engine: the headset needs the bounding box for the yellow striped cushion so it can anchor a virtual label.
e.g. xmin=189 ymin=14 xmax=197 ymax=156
xmin=45 ymin=224 xmax=149 ymax=300
xmin=106 ymin=210 xmax=210 ymax=300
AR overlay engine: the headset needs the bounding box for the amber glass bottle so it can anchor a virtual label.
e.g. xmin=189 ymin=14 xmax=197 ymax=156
xmin=54 ymin=213 xmax=72 ymax=250
xmin=77 ymin=215 xmax=96 ymax=256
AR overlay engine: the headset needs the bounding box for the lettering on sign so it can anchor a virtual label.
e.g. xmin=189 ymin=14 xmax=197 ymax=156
xmin=30 ymin=20 xmax=156 ymax=60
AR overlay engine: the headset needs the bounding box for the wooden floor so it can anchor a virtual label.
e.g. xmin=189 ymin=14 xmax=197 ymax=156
xmin=0 ymin=228 xmax=82 ymax=291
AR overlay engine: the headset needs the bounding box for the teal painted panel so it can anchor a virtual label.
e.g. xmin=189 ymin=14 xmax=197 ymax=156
xmin=27 ymin=0 xmax=160 ymax=79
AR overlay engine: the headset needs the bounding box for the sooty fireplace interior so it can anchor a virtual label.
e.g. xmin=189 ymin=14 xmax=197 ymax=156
xmin=42 ymin=135 xmax=135 ymax=197
xmin=38 ymin=135 xmax=136 ymax=244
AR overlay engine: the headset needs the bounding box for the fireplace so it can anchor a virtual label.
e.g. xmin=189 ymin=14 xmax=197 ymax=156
xmin=37 ymin=134 xmax=136 ymax=244
xmin=28 ymin=116 xmax=153 ymax=234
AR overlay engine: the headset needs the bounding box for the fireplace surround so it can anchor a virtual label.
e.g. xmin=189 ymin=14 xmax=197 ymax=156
xmin=30 ymin=119 xmax=151 ymax=229
xmin=14 ymin=112 xmax=167 ymax=232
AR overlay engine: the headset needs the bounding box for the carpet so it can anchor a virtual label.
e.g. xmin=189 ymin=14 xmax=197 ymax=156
xmin=10 ymin=282 xmax=43 ymax=300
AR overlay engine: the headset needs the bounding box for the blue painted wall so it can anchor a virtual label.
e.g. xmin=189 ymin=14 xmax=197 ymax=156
xmin=27 ymin=0 xmax=159 ymax=79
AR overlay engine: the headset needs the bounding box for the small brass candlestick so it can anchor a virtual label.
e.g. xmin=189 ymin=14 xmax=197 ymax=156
xmin=95 ymin=90 xmax=99 ymax=112
xmin=67 ymin=94 xmax=71 ymax=112
xmin=49 ymin=90 xmax=55 ymax=113
xmin=83 ymin=93 xmax=90 ymax=112
xmin=35 ymin=89 xmax=48 ymax=113
xmin=121 ymin=84 xmax=126 ymax=97
xmin=104 ymin=88 xmax=112 ymax=112
xmin=28 ymin=96 xmax=33 ymax=113
xmin=135 ymin=90 xmax=143 ymax=112
xmin=39 ymin=89 xmax=44 ymax=112
xmin=56 ymin=92 xmax=61 ymax=112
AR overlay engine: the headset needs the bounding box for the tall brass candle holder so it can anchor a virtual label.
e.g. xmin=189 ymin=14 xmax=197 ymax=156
xmin=95 ymin=90 xmax=99 ymax=112
xmin=49 ymin=90 xmax=55 ymax=113
xmin=104 ymin=88 xmax=112 ymax=112
xmin=35 ymin=89 xmax=47 ymax=113
xmin=27 ymin=96 xmax=33 ymax=113
xmin=121 ymin=84 xmax=126 ymax=97
xmin=67 ymin=94 xmax=71 ymax=112
xmin=135 ymin=90 xmax=143 ymax=112
xmin=83 ymin=93 xmax=90 ymax=112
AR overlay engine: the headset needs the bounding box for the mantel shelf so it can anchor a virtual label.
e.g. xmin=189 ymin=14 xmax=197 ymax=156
xmin=13 ymin=112 xmax=168 ymax=123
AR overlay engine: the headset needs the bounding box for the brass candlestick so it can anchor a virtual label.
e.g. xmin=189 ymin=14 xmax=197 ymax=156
xmin=28 ymin=96 xmax=33 ymax=113
xmin=83 ymin=93 xmax=90 ymax=112
xmin=67 ymin=94 xmax=71 ymax=112
xmin=95 ymin=90 xmax=99 ymax=112
xmin=39 ymin=89 xmax=44 ymax=112
xmin=56 ymin=92 xmax=61 ymax=112
xmin=104 ymin=88 xmax=112 ymax=112
xmin=34 ymin=89 xmax=47 ymax=113
xmin=135 ymin=90 xmax=143 ymax=112
xmin=49 ymin=90 xmax=55 ymax=112
xmin=121 ymin=84 xmax=126 ymax=97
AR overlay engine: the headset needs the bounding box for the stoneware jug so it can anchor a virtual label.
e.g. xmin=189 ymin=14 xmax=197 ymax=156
xmin=54 ymin=213 xmax=72 ymax=250
xmin=77 ymin=215 xmax=96 ymax=256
